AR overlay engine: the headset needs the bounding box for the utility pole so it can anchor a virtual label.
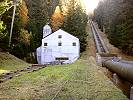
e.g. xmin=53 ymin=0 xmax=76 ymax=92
xmin=9 ymin=0 xmax=19 ymax=48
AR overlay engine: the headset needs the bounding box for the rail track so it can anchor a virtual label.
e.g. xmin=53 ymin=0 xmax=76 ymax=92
xmin=0 ymin=64 xmax=47 ymax=83
xmin=51 ymin=65 xmax=89 ymax=100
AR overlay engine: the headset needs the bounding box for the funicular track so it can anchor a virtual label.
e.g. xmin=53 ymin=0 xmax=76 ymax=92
xmin=90 ymin=20 xmax=133 ymax=98
xmin=0 ymin=64 xmax=47 ymax=83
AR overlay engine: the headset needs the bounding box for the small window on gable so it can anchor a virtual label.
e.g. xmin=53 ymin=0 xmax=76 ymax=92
xmin=44 ymin=43 xmax=47 ymax=46
xmin=72 ymin=42 xmax=76 ymax=46
xmin=58 ymin=35 xmax=62 ymax=38
xmin=58 ymin=42 xmax=62 ymax=46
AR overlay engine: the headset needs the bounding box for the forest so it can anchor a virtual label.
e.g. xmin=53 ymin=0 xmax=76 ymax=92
xmin=0 ymin=0 xmax=88 ymax=62
xmin=94 ymin=0 xmax=133 ymax=55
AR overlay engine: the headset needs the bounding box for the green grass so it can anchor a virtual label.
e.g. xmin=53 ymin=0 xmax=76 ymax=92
xmin=0 ymin=56 xmax=128 ymax=100
xmin=0 ymin=52 xmax=30 ymax=74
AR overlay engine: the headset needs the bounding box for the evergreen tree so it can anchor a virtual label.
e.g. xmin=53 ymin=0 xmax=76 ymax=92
xmin=0 ymin=0 xmax=12 ymax=50
xmin=62 ymin=0 xmax=88 ymax=52
xmin=25 ymin=0 xmax=59 ymax=50
xmin=94 ymin=0 xmax=133 ymax=55
xmin=1 ymin=0 xmax=31 ymax=58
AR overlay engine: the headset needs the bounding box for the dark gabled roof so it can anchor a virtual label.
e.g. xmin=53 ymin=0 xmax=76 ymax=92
xmin=43 ymin=29 xmax=79 ymax=40
xmin=43 ymin=32 xmax=54 ymax=39
xmin=43 ymin=29 xmax=63 ymax=39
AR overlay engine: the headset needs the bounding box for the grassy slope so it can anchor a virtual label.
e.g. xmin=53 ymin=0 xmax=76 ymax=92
xmin=0 ymin=56 xmax=128 ymax=100
xmin=0 ymin=23 xmax=128 ymax=99
xmin=0 ymin=52 xmax=30 ymax=74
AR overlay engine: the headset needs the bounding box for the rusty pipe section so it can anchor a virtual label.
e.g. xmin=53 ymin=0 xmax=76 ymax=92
xmin=103 ymin=60 xmax=133 ymax=83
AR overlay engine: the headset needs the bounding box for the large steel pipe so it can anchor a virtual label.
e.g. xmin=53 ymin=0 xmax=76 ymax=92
xmin=120 ymin=60 xmax=133 ymax=65
xmin=91 ymin=21 xmax=109 ymax=53
xmin=90 ymin=22 xmax=102 ymax=53
xmin=103 ymin=60 xmax=133 ymax=83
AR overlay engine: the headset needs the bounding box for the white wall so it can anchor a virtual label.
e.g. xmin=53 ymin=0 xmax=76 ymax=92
xmin=38 ymin=29 xmax=80 ymax=64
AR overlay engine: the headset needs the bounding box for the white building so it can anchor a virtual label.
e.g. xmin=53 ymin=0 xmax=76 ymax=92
xmin=37 ymin=25 xmax=80 ymax=64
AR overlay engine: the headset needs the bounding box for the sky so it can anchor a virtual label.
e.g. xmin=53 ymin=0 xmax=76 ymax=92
xmin=82 ymin=0 xmax=100 ymax=13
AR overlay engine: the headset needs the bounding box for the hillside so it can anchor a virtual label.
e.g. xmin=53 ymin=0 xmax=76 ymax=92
xmin=0 ymin=52 xmax=30 ymax=74
xmin=0 ymin=21 xmax=128 ymax=100
xmin=0 ymin=56 xmax=127 ymax=99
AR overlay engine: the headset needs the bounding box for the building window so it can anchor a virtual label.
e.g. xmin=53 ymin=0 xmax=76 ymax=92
xmin=58 ymin=42 xmax=62 ymax=46
xmin=58 ymin=35 xmax=62 ymax=38
xmin=56 ymin=57 xmax=69 ymax=60
xmin=72 ymin=42 xmax=76 ymax=46
xmin=44 ymin=43 xmax=47 ymax=46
